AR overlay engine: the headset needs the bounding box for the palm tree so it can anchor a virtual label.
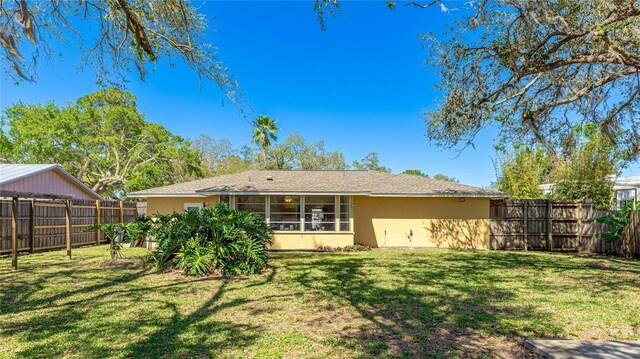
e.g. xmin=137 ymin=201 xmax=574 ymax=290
xmin=251 ymin=115 xmax=279 ymax=167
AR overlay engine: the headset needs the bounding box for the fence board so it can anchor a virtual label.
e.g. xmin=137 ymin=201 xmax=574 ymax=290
xmin=0 ymin=199 xmax=139 ymax=255
xmin=491 ymin=199 xmax=640 ymax=258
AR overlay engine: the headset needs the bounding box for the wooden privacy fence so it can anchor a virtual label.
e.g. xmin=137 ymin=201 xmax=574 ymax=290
xmin=0 ymin=199 xmax=139 ymax=255
xmin=490 ymin=199 xmax=640 ymax=258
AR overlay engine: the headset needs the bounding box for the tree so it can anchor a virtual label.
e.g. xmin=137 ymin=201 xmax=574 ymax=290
xmin=419 ymin=0 xmax=640 ymax=161
xmin=1 ymin=0 xmax=238 ymax=102
xmin=265 ymin=133 xmax=347 ymax=170
xmin=402 ymin=169 xmax=429 ymax=177
xmin=0 ymin=88 xmax=204 ymax=196
xmin=432 ymin=173 xmax=458 ymax=183
xmin=192 ymin=135 xmax=253 ymax=175
xmin=494 ymin=145 xmax=551 ymax=198
xmin=251 ymin=116 xmax=279 ymax=166
xmin=352 ymin=152 xmax=391 ymax=172
xmin=550 ymin=124 xmax=619 ymax=209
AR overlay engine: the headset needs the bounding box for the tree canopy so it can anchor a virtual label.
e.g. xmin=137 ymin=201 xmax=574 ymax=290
xmin=193 ymin=133 xmax=348 ymax=173
xmin=421 ymin=0 xmax=640 ymax=160
xmin=0 ymin=88 xmax=204 ymax=197
xmin=352 ymin=152 xmax=391 ymax=172
xmin=402 ymin=169 xmax=458 ymax=183
xmin=495 ymin=124 xmax=621 ymax=209
xmin=1 ymin=0 xmax=238 ymax=103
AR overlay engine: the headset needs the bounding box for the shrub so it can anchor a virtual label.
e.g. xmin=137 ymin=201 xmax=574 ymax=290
xmin=147 ymin=202 xmax=273 ymax=276
xmin=86 ymin=221 xmax=145 ymax=260
xmin=589 ymin=201 xmax=639 ymax=242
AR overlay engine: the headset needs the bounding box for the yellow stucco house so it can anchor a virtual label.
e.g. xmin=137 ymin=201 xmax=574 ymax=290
xmin=128 ymin=170 xmax=506 ymax=250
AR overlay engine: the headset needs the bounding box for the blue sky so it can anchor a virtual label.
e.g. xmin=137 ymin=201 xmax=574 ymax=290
xmin=2 ymin=1 xmax=634 ymax=186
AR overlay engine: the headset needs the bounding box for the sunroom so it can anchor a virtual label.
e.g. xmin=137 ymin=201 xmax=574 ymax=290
xmin=199 ymin=193 xmax=355 ymax=249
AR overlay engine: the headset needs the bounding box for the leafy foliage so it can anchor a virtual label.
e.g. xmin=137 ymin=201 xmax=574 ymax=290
xmin=402 ymin=169 xmax=429 ymax=177
xmin=550 ymin=125 xmax=619 ymax=209
xmin=86 ymin=221 xmax=146 ymax=260
xmin=0 ymin=88 xmax=204 ymax=196
xmin=192 ymin=132 xmax=349 ymax=173
xmin=148 ymin=203 xmax=273 ymax=276
xmin=252 ymin=116 xmax=279 ymax=166
xmin=589 ymin=201 xmax=640 ymax=242
xmin=495 ymin=145 xmax=551 ymax=199
xmin=420 ymin=0 xmax=640 ymax=160
xmin=1 ymin=0 xmax=238 ymax=104
xmin=402 ymin=169 xmax=458 ymax=183
xmin=352 ymin=152 xmax=391 ymax=172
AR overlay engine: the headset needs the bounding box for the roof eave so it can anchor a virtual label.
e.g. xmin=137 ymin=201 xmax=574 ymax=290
xmin=127 ymin=193 xmax=207 ymax=198
xmin=369 ymin=193 xmax=509 ymax=198
xmin=195 ymin=190 xmax=372 ymax=196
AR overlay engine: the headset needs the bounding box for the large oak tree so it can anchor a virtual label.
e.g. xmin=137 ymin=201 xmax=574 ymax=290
xmin=0 ymin=88 xmax=205 ymax=196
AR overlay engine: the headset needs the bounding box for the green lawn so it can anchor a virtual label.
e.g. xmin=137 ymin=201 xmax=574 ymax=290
xmin=1 ymin=247 xmax=639 ymax=358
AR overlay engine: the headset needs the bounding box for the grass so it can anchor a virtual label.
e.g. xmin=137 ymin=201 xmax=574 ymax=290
xmin=1 ymin=246 xmax=639 ymax=358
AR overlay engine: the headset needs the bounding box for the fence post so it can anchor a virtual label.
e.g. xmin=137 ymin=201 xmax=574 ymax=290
xmin=577 ymin=202 xmax=583 ymax=253
xmin=523 ymin=201 xmax=528 ymax=251
xmin=96 ymin=200 xmax=101 ymax=245
xmin=65 ymin=200 xmax=72 ymax=260
xmin=547 ymin=201 xmax=553 ymax=251
xmin=29 ymin=199 xmax=35 ymax=253
xmin=11 ymin=197 xmax=18 ymax=270
xmin=119 ymin=200 xmax=124 ymax=223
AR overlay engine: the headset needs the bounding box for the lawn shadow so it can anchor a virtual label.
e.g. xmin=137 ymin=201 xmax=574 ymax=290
xmin=285 ymin=250 xmax=571 ymax=357
xmin=0 ymin=249 xmax=278 ymax=358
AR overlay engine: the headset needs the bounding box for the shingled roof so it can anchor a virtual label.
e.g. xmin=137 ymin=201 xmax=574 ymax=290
xmin=128 ymin=170 xmax=506 ymax=198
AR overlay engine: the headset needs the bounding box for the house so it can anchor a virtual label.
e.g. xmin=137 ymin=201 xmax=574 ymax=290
xmin=128 ymin=170 xmax=507 ymax=250
xmin=540 ymin=175 xmax=639 ymax=209
xmin=0 ymin=164 xmax=102 ymax=200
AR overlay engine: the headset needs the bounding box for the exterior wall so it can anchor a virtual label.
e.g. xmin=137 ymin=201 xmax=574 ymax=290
xmin=270 ymin=233 xmax=354 ymax=250
xmin=146 ymin=196 xmax=219 ymax=214
xmin=145 ymin=195 xmax=354 ymax=249
xmin=353 ymin=196 xmax=491 ymax=249
xmin=0 ymin=169 xmax=99 ymax=200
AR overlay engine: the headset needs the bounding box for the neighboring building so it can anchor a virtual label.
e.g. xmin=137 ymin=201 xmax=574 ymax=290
xmin=614 ymin=176 xmax=640 ymax=209
xmin=540 ymin=175 xmax=639 ymax=209
xmin=0 ymin=164 xmax=102 ymax=200
xmin=128 ymin=170 xmax=506 ymax=250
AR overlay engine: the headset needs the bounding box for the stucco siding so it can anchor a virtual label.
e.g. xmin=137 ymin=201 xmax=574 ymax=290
xmin=146 ymin=196 xmax=219 ymax=214
xmin=353 ymin=196 xmax=490 ymax=249
xmin=0 ymin=169 xmax=99 ymax=200
xmin=270 ymin=233 xmax=354 ymax=250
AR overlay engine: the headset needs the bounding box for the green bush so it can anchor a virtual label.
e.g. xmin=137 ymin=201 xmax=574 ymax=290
xmin=589 ymin=201 xmax=639 ymax=242
xmin=146 ymin=202 xmax=273 ymax=276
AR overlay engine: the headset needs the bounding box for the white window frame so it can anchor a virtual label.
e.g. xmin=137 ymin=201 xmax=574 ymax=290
xmin=221 ymin=194 xmax=352 ymax=233
xmin=183 ymin=202 xmax=203 ymax=211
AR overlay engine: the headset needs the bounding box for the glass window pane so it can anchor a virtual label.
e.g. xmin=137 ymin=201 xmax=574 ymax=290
xmin=305 ymin=222 xmax=335 ymax=231
xmin=304 ymin=195 xmax=336 ymax=231
xmin=340 ymin=222 xmax=350 ymax=231
xmin=305 ymin=195 xmax=334 ymax=204
xmin=270 ymin=204 xmax=301 ymax=213
xmin=271 ymin=222 xmax=301 ymax=231
xmin=269 ymin=195 xmax=300 ymax=231
xmin=236 ymin=196 xmax=266 ymax=218
xmin=219 ymin=195 xmax=231 ymax=207
xmin=270 ymin=195 xmax=300 ymax=204
xmin=270 ymin=213 xmax=300 ymax=222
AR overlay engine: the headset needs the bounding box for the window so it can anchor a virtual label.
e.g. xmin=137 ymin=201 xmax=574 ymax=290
xmin=183 ymin=202 xmax=203 ymax=211
xmin=219 ymin=195 xmax=231 ymax=207
xmin=236 ymin=195 xmax=266 ymax=219
xmin=339 ymin=195 xmax=351 ymax=231
xmin=269 ymin=195 xmax=300 ymax=231
xmin=304 ymin=195 xmax=335 ymax=231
